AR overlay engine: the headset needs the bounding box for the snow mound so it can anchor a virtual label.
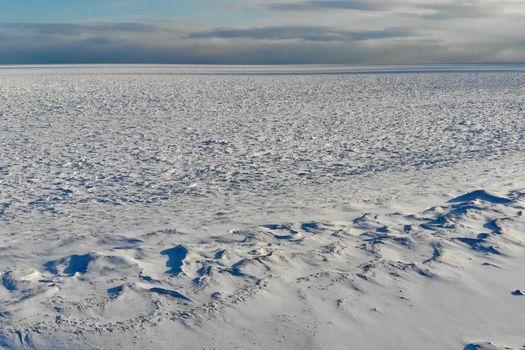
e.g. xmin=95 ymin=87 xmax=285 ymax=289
xmin=0 ymin=189 xmax=523 ymax=349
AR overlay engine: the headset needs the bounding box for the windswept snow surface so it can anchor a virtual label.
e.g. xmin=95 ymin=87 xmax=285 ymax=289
xmin=0 ymin=65 xmax=524 ymax=349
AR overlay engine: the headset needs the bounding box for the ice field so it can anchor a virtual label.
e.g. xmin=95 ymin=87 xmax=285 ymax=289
xmin=0 ymin=65 xmax=524 ymax=349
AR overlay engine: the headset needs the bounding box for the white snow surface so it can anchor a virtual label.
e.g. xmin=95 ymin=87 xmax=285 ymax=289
xmin=0 ymin=65 xmax=524 ymax=349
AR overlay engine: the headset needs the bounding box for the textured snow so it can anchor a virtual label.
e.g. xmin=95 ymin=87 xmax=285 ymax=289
xmin=0 ymin=65 xmax=524 ymax=349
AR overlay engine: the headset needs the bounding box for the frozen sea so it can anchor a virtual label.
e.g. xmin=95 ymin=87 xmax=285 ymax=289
xmin=0 ymin=65 xmax=524 ymax=349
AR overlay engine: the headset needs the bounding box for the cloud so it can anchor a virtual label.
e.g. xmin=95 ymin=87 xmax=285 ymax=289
xmin=0 ymin=22 xmax=417 ymax=64
xmin=0 ymin=0 xmax=524 ymax=65
xmin=263 ymin=0 xmax=515 ymax=20
xmin=419 ymin=1 xmax=500 ymax=19
xmin=187 ymin=26 xmax=412 ymax=42
xmin=0 ymin=22 xmax=159 ymax=36
xmin=266 ymin=0 xmax=382 ymax=11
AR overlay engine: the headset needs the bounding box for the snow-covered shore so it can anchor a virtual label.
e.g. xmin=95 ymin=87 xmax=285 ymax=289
xmin=0 ymin=65 xmax=524 ymax=349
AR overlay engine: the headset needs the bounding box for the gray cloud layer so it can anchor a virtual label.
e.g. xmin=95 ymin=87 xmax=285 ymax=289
xmin=0 ymin=0 xmax=524 ymax=64
xmin=0 ymin=23 xmax=159 ymax=35
xmin=187 ymin=26 xmax=412 ymax=42
xmin=264 ymin=0 xmax=503 ymax=18
xmin=267 ymin=0 xmax=381 ymax=11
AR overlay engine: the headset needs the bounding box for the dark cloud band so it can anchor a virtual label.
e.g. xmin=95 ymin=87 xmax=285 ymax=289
xmin=187 ymin=26 xmax=412 ymax=42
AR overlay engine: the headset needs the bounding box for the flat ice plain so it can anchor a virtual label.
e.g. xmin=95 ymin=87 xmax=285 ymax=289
xmin=0 ymin=65 xmax=524 ymax=349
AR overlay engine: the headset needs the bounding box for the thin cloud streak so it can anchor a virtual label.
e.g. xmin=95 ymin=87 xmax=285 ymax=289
xmin=263 ymin=0 xmax=516 ymax=19
xmin=267 ymin=0 xmax=382 ymax=11
xmin=187 ymin=26 xmax=412 ymax=42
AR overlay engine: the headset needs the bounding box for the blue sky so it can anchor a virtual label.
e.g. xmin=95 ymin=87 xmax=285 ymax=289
xmin=0 ymin=0 xmax=255 ymax=23
xmin=0 ymin=0 xmax=524 ymax=64
xmin=1 ymin=0 xmax=189 ymax=21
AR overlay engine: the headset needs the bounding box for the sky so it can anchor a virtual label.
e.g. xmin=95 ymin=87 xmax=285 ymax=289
xmin=0 ymin=0 xmax=524 ymax=64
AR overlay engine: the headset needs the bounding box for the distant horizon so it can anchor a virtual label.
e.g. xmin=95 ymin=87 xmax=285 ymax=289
xmin=3 ymin=62 xmax=525 ymax=78
xmin=1 ymin=62 xmax=525 ymax=67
